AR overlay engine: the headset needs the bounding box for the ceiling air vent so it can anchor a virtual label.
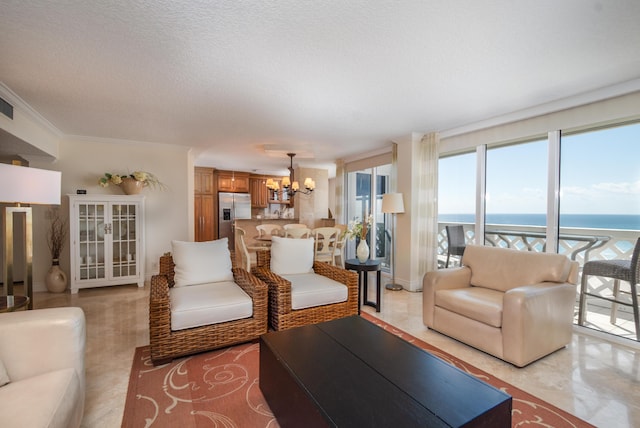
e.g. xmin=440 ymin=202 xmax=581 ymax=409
xmin=0 ymin=96 xmax=13 ymax=119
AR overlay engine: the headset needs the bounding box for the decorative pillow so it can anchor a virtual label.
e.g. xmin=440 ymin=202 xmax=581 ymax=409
xmin=171 ymin=239 xmax=234 ymax=287
xmin=0 ymin=359 xmax=10 ymax=387
xmin=270 ymin=236 xmax=315 ymax=275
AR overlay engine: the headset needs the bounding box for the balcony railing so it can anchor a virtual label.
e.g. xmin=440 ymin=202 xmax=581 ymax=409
xmin=438 ymin=222 xmax=639 ymax=341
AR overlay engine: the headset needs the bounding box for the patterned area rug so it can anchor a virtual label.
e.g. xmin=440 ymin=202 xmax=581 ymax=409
xmin=123 ymin=314 xmax=593 ymax=427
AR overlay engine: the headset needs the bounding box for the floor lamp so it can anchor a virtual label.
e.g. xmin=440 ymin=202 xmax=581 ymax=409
xmin=382 ymin=193 xmax=404 ymax=291
xmin=0 ymin=163 xmax=61 ymax=309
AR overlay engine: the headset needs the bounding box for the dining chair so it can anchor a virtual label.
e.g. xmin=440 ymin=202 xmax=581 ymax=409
xmin=256 ymin=224 xmax=283 ymax=238
xmin=235 ymin=227 xmax=252 ymax=271
xmin=445 ymin=225 xmax=466 ymax=268
xmin=283 ymin=223 xmax=308 ymax=230
xmin=284 ymin=227 xmax=312 ymax=239
xmin=312 ymin=227 xmax=340 ymax=265
xmin=578 ymin=237 xmax=640 ymax=340
xmin=332 ymin=224 xmax=348 ymax=268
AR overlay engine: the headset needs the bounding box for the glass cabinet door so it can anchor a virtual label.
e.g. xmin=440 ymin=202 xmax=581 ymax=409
xmin=77 ymin=203 xmax=106 ymax=281
xmin=111 ymin=203 xmax=138 ymax=278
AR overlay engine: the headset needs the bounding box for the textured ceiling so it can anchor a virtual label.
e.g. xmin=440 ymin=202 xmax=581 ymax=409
xmin=1 ymin=1 xmax=640 ymax=175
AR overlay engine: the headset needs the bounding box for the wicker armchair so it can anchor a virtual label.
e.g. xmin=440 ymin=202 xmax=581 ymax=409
xmin=253 ymin=249 xmax=358 ymax=331
xmin=149 ymin=254 xmax=268 ymax=365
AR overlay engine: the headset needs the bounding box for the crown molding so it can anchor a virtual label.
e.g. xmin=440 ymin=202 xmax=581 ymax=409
xmin=439 ymin=78 xmax=640 ymax=139
xmin=0 ymin=82 xmax=63 ymax=139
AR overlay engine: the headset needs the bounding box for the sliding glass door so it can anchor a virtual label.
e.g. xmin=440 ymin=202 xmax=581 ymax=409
xmin=345 ymin=164 xmax=392 ymax=269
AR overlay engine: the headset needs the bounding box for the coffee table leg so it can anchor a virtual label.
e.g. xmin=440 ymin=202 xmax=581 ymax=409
xmin=363 ymin=270 xmax=369 ymax=310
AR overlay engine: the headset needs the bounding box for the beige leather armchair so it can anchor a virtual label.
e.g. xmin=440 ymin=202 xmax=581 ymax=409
xmin=0 ymin=307 xmax=86 ymax=427
xmin=423 ymin=245 xmax=578 ymax=367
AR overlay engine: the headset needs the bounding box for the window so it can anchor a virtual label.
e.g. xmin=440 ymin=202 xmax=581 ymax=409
xmin=485 ymin=139 xmax=547 ymax=251
xmin=560 ymin=122 xmax=640 ymax=260
xmin=345 ymin=164 xmax=391 ymax=268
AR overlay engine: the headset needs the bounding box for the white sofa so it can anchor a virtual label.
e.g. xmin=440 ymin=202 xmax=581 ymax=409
xmin=0 ymin=307 xmax=86 ymax=428
xmin=423 ymin=245 xmax=578 ymax=367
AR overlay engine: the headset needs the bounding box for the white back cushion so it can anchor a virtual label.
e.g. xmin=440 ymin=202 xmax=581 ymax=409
xmin=270 ymin=236 xmax=315 ymax=275
xmin=171 ymin=239 xmax=234 ymax=287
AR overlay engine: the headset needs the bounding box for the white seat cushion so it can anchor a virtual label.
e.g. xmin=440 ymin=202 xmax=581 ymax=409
xmin=0 ymin=368 xmax=82 ymax=428
xmin=436 ymin=287 xmax=504 ymax=328
xmin=170 ymin=281 xmax=253 ymax=331
xmin=281 ymin=273 xmax=348 ymax=310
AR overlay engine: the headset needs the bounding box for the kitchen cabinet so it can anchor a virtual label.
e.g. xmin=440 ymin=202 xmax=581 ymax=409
xmin=195 ymin=167 xmax=214 ymax=194
xmin=195 ymin=167 xmax=215 ymax=241
xmin=68 ymin=195 xmax=145 ymax=294
xmin=250 ymin=176 xmax=270 ymax=208
xmin=217 ymin=171 xmax=249 ymax=192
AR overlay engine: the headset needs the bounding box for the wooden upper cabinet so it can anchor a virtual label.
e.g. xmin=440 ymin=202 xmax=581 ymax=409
xmin=217 ymin=171 xmax=249 ymax=193
xmin=195 ymin=167 xmax=214 ymax=194
xmin=250 ymin=176 xmax=269 ymax=208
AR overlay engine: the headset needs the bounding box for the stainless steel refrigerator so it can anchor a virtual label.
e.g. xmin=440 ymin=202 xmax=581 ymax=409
xmin=218 ymin=192 xmax=251 ymax=249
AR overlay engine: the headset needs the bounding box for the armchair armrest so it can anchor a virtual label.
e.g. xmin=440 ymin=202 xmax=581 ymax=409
xmin=313 ymin=261 xmax=358 ymax=306
xmin=0 ymin=307 xmax=85 ymax=387
xmin=422 ymin=267 xmax=472 ymax=327
xmin=503 ymin=282 xmax=576 ymax=367
xmin=232 ymin=267 xmax=268 ymax=322
xmin=253 ymin=266 xmax=294 ymax=316
xmin=149 ymin=273 xmax=172 ymax=350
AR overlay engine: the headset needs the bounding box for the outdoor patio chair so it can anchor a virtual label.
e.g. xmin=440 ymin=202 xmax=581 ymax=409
xmin=149 ymin=239 xmax=268 ymax=365
xmin=578 ymin=237 xmax=640 ymax=340
xmin=445 ymin=225 xmax=467 ymax=268
xmin=253 ymin=237 xmax=358 ymax=331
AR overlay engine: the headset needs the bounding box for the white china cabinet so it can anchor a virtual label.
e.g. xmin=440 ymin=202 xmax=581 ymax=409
xmin=68 ymin=195 xmax=145 ymax=294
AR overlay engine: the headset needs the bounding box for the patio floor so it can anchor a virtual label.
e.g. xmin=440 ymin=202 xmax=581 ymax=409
xmin=575 ymin=300 xmax=637 ymax=342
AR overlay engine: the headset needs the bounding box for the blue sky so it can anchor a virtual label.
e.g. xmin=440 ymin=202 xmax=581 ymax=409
xmin=439 ymin=122 xmax=640 ymax=215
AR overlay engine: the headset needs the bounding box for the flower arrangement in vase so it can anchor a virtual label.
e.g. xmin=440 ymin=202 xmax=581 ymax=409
xmin=346 ymin=214 xmax=373 ymax=263
xmin=98 ymin=171 xmax=165 ymax=194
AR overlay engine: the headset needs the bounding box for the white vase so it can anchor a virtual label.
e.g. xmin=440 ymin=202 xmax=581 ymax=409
xmin=45 ymin=259 xmax=67 ymax=293
xmin=356 ymin=239 xmax=369 ymax=263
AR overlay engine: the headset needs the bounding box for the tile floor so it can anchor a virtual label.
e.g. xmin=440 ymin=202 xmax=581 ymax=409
xmin=32 ymin=282 xmax=640 ymax=428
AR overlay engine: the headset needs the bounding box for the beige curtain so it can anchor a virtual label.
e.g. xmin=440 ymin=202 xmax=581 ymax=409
xmin=417 ymin=133 xmax=439 ymax=274
xmin=334 ymin=159 xmax=345 ymax=223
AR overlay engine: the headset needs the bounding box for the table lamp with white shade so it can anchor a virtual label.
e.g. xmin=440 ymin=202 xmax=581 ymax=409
xmin=0 ymin=163 xmax=61 ymax=308
xmin=381 ymin=192 xmax=404 ymax=291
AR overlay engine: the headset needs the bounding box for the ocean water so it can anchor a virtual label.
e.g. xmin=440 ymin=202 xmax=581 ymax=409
xmin=438 ymin=213 xmax=640 ymax=231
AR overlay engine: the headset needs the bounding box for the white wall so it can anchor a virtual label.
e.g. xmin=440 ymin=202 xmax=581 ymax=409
xmin=30 ymin=137 xmax=191 ymax=291
xmin=294 ymin=167 xmax=329 ymax=228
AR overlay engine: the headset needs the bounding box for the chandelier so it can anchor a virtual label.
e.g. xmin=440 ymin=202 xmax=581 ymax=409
xmin=265 ymin=153 xmax=315 ymax=197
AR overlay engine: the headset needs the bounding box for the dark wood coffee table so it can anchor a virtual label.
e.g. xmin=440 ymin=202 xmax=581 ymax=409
xmin=260 ymin=316 xmax=511 ymax=427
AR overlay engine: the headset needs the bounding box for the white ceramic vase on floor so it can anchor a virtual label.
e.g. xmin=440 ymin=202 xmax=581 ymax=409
xmin=45 ymin=259 xmax=67 ymax=293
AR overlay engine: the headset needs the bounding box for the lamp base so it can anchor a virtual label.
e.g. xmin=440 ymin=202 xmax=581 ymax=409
xmin=385 ymin=283 xmax=403 ymax=291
